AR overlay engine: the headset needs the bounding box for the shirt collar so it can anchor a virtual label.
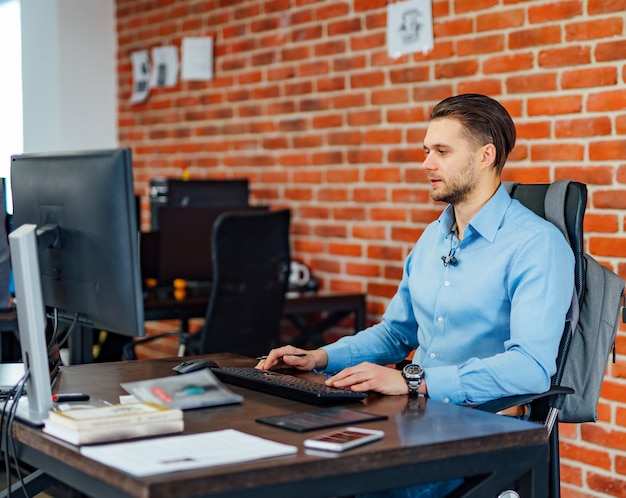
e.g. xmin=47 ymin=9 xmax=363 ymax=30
xmin=438 ymin=183 xmax=512 ymax=243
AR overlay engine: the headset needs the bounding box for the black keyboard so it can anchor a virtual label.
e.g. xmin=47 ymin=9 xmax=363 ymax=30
xmin=212 ymin=367 xmax=367 ymax=405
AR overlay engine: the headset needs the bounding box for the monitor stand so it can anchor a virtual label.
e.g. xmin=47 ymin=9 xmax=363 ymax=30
xmin=8 ymin=224 xmax=53 ymax=426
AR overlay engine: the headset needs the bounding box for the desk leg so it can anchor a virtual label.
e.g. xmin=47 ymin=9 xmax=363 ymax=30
xmin=68 ymin=326 xmax=93 ymax=365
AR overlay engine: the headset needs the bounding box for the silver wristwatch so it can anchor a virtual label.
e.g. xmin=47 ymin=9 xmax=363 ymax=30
xmin=402 ymin=363 xmax=424 ymax=396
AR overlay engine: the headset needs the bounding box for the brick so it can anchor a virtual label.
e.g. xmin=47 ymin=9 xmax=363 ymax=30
xmin=562 ymin=67 xmax=617 ymax=89
xmin=509 ymin=26 xmax=562 ymax=49
xmin=589 ymin=0 xmax=626 ymax=14
xmin=555 ymin=117 xmax=612 ymax=138
xmin=596 ymin=39 xmax=626 ymax=62
xmin=590 ymin=140 xmax=626 ymax=161
xmin=589 ymin=236 xmax=626 ymax=257
xmin=531 ymin=143 xmax=584 ymax=161
xmin=354 ymin=187 xmax=387 ymax=203
xmin=458 ymin=78 xmax=502 ymax=96
xmin=455 ymin=0 xmax=498 ymax=14
xmin=483 ymin=53 xmax=534 ymax=74
xmin=435 ymin=60 xmax=479 ymax=79
xmin=313 ymin=224 xmax=347 ymax=238
xmin=318 ymin=188 xmax=348 ymax=202
xmin=389 ymin=67 xmax=430 ymax=84
xmin=328 ymin=241 xmax=362 ymax=257
xmin=588 ymin=89 xmax=626 ymax=112
xmin=364 ymin=129 xmax=402 ymax=145
xmin=527 ymin=95 xmax=583 ymax=116
xmin=587 ymin=472 xmax=626 ymax=497
xmin=538 ymin=46 xmax=591 ymax=68
xmin=348 ymin=110 xmax=382 ymax=126
xmin=560 ymin=441 xmax=611 ymax=470
xmin=364 ymin=167 xmax=402 ymax=182
xmin=584 ymin=213 xmax=619 ymax=233
xmin=477 ymin=9 xmax=525 ymax=31
xmin=528 ymin=1 xmax=583 ymax=22
xmin=555 ymin=165 xmax=614 ymax=185
xmin=350 ymin=71 xmax=385 ymax=88
xmin=347 ymin=149 xmax=383 ymax=164
xmin=346 ymin=261 xmax=381 ymax=278
xmin=566 ymin=18 xmax=624 ymax=41
xmin=435 ymin=18 xmax=473 ymax=37
xmin=507 ymin=73 xmax=558 ymax=93
xmin=458 ymin=34 xmax=505 ymax=56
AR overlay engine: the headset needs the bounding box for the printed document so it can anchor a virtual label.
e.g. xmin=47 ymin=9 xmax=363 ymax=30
xmin=80 ymin=429 xmax=297 ymax=476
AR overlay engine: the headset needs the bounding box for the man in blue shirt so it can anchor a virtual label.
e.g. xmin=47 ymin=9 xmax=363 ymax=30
xmin=258 ymin=94 xmax=574 ymax=496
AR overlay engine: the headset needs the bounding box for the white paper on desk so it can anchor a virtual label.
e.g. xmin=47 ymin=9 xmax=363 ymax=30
xmin=80 ymin=429 xmax=297 ymax=477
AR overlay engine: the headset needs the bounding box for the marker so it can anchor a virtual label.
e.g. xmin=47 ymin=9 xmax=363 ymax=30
xmin=52 ymin=393 xmax=90 ymax=403
xmin=255 ymin=353 xmax=307 ymax=360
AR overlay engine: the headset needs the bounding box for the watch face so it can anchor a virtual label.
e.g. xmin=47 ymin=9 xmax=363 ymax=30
xmin=403 ymin=364 xmax=424 ymax=378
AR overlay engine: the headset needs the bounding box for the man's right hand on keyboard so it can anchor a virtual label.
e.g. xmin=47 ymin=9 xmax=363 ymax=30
xmin=256 ymin=346 xmax=328 ymax=372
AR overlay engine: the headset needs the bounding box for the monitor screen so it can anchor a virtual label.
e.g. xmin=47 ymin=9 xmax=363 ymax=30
xmin=166 ymin=179 xmax=249 ymax=208
xmin=153 ymin=205 xmax=267 ymax=283
xmin=11 ymin=148 xmax=145 ymax=338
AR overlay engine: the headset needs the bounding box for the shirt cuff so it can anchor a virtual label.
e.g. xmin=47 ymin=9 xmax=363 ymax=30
xmin=424 ymin=364 xmax=465 ymax=404
xmin=320 ymin=342 xmax=351 ymax=373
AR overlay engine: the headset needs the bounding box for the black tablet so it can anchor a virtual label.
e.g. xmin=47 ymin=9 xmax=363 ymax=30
xmin=256 ymin=406 xmax=388 ymax=432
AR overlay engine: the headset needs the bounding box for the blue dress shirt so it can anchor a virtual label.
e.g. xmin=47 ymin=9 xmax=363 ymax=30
xmin=322 ymin=184 xmax=575 ymax=405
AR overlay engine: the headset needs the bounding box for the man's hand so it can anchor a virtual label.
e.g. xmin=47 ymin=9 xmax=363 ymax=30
xmin=255 ymin=345 xmax=328 ymax=372
xmin=325 ymin=362 xmax=410 ymax=396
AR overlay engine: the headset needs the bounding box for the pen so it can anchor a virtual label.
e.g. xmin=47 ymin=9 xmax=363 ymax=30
xmin=255 ymin=353 xmax=307 ymax=360
xmin=52 ymin=393 xmax=90 ymax=403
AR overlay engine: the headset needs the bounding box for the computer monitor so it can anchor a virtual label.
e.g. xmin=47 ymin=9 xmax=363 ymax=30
xmin=166 ymin=179 xmax=249 ymax=208
xmin=154 ymin=205 xmax=267 ymax=283
xmin=9 ymin=148 xmax=145 ymax=425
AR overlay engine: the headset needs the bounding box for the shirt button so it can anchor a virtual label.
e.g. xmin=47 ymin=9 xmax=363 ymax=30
xmin=444 ymin=281 xmax=450 ymax=287
xmin=437 ymin=316 xmax=443 ymax=323
xmin=443 ymin=397 xmax=450 ymax=403
xmin=429 ymin=353 xmax=436 ymax=359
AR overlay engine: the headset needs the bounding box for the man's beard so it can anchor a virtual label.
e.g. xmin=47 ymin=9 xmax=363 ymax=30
xmin=431 ymin=160 xmax=476 ymax=205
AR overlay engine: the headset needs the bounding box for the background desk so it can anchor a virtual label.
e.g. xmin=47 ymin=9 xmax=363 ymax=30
xmin=143 ymin=289 xmax=367 ymax=348
xmin=9 ymin=354 xmax=548 ymax=498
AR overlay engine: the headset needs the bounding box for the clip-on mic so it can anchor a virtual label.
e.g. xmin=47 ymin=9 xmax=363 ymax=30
xmin=441 ymin=251 xmax=458 ymax=267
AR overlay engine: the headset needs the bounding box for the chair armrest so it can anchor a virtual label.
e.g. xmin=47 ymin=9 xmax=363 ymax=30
xmin=473 ymin=386 xmax=574 ymax=414
xmin=122 ymin=331 xmax=190 ymax=360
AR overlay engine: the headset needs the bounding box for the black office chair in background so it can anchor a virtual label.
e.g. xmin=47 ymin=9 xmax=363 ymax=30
xmin=124 ymin=209 xmax=291 ymax=360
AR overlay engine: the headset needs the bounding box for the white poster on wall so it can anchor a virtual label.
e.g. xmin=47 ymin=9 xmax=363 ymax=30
xmin=181 ymin=37 xmax=214 ymax=81
xmin=150 ymin=46 xmax=179 ymax=88
xmin=130 ymin=50 xmax=150 ymax=103
xmin=387 ymin=0 xmax=434 ymax=57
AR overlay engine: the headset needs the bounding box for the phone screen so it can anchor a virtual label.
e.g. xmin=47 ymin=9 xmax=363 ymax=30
xmin=316 ymin=430 xmax=369 ymax=443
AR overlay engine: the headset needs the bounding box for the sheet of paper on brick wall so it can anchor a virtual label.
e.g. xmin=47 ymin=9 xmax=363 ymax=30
xmin=387 ymin=0 xmax=434 ymax=57
xmin=181 ymin=37 xmax=213 ymax=81
xmin=150 ymin=46 xmax=179 ymax=88
xmin=130 ymin=50 xmax=150 ymax=103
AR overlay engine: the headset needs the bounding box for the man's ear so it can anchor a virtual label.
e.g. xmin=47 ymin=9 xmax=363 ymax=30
xmin=479 ymin=143 xmax=496 ymax=170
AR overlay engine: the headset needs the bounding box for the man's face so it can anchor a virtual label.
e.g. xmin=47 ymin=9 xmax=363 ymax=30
xmin=422 ymin=118 xmax=482 ymax=205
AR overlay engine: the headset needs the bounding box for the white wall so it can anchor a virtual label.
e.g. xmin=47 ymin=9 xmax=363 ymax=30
xmin=20 ymin=0 xmax=117 ymax=153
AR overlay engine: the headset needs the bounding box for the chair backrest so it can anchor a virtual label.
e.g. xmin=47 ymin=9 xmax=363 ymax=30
xmin=187 ymin=209 xmax=291 ymax=357
xmin=506 ymin=181 xmax=587 ymax=407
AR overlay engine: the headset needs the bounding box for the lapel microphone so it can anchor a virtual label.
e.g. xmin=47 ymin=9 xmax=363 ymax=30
xmin=441 ymin=252 xmax=458 ymax=267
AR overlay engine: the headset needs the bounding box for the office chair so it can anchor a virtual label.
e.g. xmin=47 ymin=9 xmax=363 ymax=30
xmin=124 ymin=209 xmax=291 ymax=359
xmin=451 ymin=181 xmax=587 ymax=498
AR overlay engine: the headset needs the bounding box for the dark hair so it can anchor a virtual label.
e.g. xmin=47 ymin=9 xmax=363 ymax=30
xmin=430 ymin=94 xmax=516 ymax=174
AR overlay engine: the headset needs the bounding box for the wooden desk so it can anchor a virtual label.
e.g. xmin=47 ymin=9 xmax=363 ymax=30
xmin=144 ymin=288 xmax=367 ymax=347
xmin=8 ymin=354 xmax=549 ymax=498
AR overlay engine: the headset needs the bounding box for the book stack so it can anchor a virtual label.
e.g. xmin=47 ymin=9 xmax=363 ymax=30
xmin=43 ymin=401 xmax=184 ymax=445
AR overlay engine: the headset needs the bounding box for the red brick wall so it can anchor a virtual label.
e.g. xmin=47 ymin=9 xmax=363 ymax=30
xmin=116 ymin=1 xmax=626 ymax=495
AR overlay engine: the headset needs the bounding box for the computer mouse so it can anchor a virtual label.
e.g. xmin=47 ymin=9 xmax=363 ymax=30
xmin=172 ymin=359 xmax=220 ymax=374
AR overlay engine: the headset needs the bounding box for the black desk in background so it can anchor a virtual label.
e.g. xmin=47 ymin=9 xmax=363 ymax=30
xmin=6 ymin=354 xmax=549 ymax=498
xmin=144 ymin=286 xmax=367 ymax=347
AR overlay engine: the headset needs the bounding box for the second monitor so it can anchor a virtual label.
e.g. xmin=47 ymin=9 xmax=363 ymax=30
xmin=143 ymin=205 xmax=267 ymax=284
